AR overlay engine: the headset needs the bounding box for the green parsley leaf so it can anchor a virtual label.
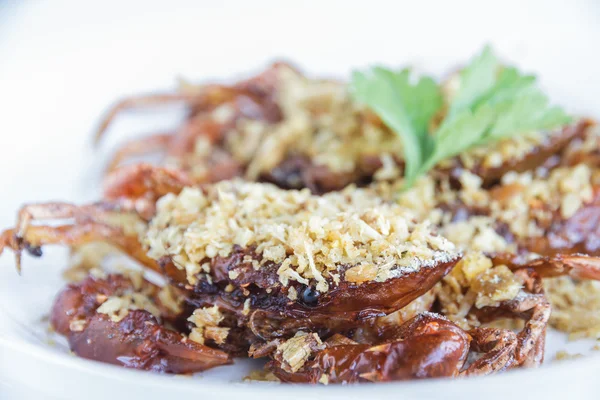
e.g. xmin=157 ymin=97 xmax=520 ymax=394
xmin=447 ymin=45 xmax=498 ymax=117
xmin=351 ymin=68 xmax=442 ymax=186
xmin=350 ymin=46 xmax=573 ymax=188
xmin=424 ymin=105 xmax=495 ymax=172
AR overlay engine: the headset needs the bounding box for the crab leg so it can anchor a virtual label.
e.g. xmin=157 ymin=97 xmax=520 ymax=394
xmin=461 ymin=327 xmax=517 ymax=376
xmin=104 ymin=118 xmax=227 ymax=174
xmin=482 ymin=292 xmax=550 ymax=367
xmin=1 ymin=224 xmax=158 ymax=274
xmin=473 ymin=268 xmax=551 ymax=368
xmin=93 ymin=93 xmax=202 ymax=144
xmin=0 ymin=202 xmax=158 ymax=273
xmin=13 ymin=202 xmax=115 ymax=237
xmin=102 ymin=163 xmax=192 ymax=218
xmin=491 ymin=253 xmax=600 ymax=281
xmin=105 ymin=133 xmax=173 ymax=173
xmin=93 ymin=80 xmax=263 ymax=146
xmin=94 ymin=61 xmax=292 ymax=155
xmin=165 ymin=117 xmax=226 ymax=157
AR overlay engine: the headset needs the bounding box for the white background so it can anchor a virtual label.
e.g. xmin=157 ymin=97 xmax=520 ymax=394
xmin=1 ymin=0 xmax=600 ymax=221
xmin=1 ymin=1 xmax=600 ymax=399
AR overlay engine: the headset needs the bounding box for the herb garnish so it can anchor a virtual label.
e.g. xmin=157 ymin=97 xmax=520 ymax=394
xmin=351 ymin=46 xmax=572 ymax=188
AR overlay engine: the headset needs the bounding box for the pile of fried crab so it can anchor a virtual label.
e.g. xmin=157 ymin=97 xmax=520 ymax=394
xmin=2 ymin=56 xmax=600 ymax=384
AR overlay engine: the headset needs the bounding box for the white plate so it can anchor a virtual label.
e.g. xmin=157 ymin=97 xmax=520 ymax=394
xmin=1 ymin=1 xmax=600 ymax=399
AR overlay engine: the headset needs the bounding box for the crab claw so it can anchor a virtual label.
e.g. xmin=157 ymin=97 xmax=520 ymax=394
xmin=51 ymin=273 xmax=231 ymax=373
xmin=268 ymin=313 xmax=471 ymax=383
xmin=70 ymin=310 xmax=231 ymax=373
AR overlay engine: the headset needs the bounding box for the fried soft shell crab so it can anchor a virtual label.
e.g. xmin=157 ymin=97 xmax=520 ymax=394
xmin=2 ymin=48 xmax=600 ymax=383
xmin=1 ymin=168 xmax=598 ymax=381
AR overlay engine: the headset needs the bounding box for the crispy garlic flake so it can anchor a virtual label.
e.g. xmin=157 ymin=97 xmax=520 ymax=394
xmin=143 ymin=180 xmax=458 ymax=293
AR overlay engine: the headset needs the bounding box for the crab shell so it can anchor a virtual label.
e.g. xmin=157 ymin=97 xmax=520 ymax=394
xmin=159 ymin=248 xmax=462 ymax=339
